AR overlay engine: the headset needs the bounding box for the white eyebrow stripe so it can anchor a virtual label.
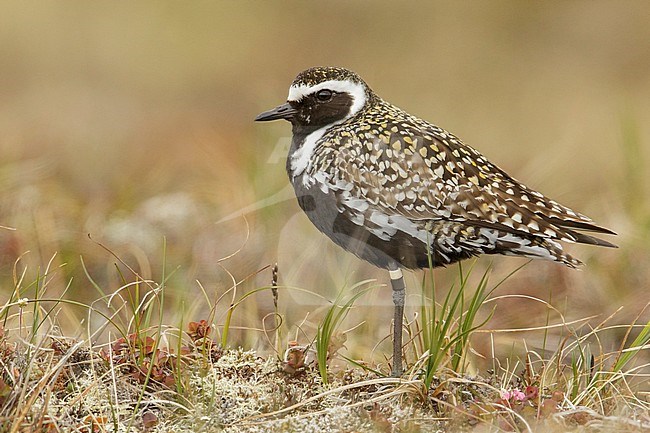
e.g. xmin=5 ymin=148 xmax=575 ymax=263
xmin=287 ymin=79 xmax=367 ymax=118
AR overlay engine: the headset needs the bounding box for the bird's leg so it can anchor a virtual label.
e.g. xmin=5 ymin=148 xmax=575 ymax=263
xmin=389 ymin=267 xmax=405 ymax=377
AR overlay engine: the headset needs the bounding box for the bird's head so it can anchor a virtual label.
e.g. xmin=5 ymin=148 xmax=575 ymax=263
xmin=255 ymin=67 xmax=375 ymax=132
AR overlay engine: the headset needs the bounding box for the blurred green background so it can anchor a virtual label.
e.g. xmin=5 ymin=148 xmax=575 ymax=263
xmin=1 ymin=2 xmax=648 ymax=364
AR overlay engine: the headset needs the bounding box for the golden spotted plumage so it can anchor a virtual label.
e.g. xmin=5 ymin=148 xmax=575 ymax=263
xmin=258 ymin=66 xmax=616 ymax=270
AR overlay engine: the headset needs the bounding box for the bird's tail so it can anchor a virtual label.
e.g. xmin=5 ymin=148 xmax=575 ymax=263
xmin=500 ymin=236 xmax=583 ymax=268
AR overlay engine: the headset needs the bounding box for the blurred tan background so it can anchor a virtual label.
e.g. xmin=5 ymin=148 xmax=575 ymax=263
xmin=1 ymin=2 xmax=649 ymax=364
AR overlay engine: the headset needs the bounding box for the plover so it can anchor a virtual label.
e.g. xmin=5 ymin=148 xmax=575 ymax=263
xmin=255 ymin=66 xmax=616 ymax=376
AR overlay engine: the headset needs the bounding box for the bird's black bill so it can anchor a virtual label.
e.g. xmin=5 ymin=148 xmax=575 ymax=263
xmin=255 ymin=103 xmax=297 ymax=122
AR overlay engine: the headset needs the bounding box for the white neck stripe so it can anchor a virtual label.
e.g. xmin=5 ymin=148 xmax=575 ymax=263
xmin=289 ymin=125 xmax=327 ymax=178
xmin=287 ymin=79 xmax=367 ymax=119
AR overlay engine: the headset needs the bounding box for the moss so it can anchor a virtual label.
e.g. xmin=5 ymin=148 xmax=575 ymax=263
xmin=1 ymin=337 xmax=647 ymax=433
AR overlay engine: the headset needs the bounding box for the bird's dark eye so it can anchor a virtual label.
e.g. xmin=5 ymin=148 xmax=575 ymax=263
xmin=315 ymin=89 xmax=333 ymax=102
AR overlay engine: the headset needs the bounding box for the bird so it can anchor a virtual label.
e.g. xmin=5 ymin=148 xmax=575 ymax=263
xmin=255 ymin=66 xmax=616 ymax=377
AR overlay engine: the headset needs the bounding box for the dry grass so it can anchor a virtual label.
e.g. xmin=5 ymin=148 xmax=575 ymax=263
xmin=0 ymin=327 xmax=648 ymax=432
xmin=0 ymin=254 xmax=648 ymax=432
